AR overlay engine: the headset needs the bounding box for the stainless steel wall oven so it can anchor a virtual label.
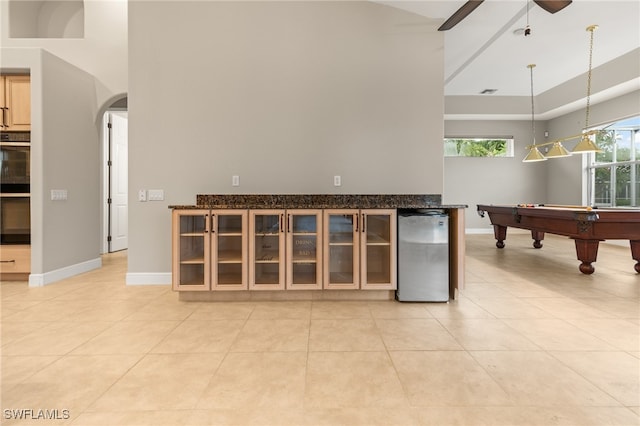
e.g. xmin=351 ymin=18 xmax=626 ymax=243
xmin=1 ymin=131 xmax=30 ymax=244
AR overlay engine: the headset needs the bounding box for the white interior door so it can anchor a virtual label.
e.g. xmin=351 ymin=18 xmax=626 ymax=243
xmin=109 ymin=112 xmax=128 ymax=252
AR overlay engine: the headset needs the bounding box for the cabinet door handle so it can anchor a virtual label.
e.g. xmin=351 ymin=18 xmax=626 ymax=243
xmin=354 ymin=214 xmax=358 ymax=233
xmin=280 ymin=214 xmax=284 ymax=233
xmin=1 ymin=259 xmax=16 ymax=263
xmin=362 ymin=213 xmax=366 ymax=233
xmin=287 ymin=214 xmax=291 ymax=233
xmin=1 ymin=107 xmax=6 ymax=128
xmin=204 ymin=214 xmax=209 ymax=233
xmin=210 ymin=214 xmax=215 ymax=233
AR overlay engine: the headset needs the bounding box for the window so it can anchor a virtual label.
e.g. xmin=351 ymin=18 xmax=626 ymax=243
xmin=444 ymin=138 xmax=514 ymax=157
xmin=587 ymin=116 xmax=640 ymax=207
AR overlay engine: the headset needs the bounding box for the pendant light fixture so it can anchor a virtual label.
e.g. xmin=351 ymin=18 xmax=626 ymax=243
xmin=546 ymin=142 xmax=572 ymax=158
xmin=522 ymin=64 xmax=547 ymax=162
xmin=572 ymin=25 xmax=603 ymax=154
xmin=522 ymin=24 xmax=603 ymax=162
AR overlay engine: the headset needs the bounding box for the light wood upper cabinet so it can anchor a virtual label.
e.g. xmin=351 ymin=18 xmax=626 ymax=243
xmin=1 ymin=76 xmax=31 ymax=131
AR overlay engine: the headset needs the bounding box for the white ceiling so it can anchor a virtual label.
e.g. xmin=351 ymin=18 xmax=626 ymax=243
xmin=376 ymin=0 xmax=640 ymax=119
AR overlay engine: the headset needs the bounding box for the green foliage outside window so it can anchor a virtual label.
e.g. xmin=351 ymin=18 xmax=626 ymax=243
xmin=444 ymin=138 xmax=512 ymax=157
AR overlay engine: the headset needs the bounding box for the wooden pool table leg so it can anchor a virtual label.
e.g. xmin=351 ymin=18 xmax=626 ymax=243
xmin=630 ymin=240 xmax=640 ymax=274
xmin=493 ymin=225 xmax=507 ymax=248
xmin=573 ymin=239 xmax=600 ymax=275
xmin=531 ymin=230 xmax=545 ymax=249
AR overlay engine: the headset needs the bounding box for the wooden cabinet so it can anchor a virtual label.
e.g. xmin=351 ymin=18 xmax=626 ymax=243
xmin=172 ymin=209 xmax=248 ymax=291
xmin=249 ymin=209 xmax=324 ymax=291
xmin=249 ymin=210 xmax=286 ymax=290
xmin=172 ymin=209 xmax=210 ymax=291
xmin=324 ymin=209 xmax=396 ymax=290
xmin=172 ymin=208 xmax=394 ymax=292
xmin=286 ymin=210 xmax=323 ymax=290
xmin=360 ymin=209 xmax=396 ymax=290
xmin=0 ymin=244 xmax=30 ymax=280
xmin=324 ymin=210 xmax=360 ymax=289
xmin=1 ymin=75 xmax=31 ymax=131
xmin=212 ymin=210 xmax=248 ymax=291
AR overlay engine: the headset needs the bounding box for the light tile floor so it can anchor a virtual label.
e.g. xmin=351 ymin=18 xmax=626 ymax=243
xmin=1 ymin=233 xmax=639 ymax=425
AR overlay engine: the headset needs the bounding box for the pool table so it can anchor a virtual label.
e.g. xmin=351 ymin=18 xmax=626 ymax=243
xmin=477 ymin=204 xmax=640 ymax=274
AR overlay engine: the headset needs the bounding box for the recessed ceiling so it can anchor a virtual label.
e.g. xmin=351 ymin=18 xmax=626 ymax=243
xmin=375 ymin=0 xmax=640 ymax=119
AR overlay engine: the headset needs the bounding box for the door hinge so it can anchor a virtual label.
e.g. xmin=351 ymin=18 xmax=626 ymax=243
xmin=107 ymin=198 xmax=112 ymax=204
xmin=107 ymin=160 xmax=112 ymax=166
xmin=107 ymin=236 xmax=112 ymax=242
xmin=107 ymin=122 xmax=112 ymax=129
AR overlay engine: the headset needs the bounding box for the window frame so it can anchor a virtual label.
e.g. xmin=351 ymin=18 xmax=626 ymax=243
xmin=586 ymin=118 xmax=639 ymax=208
xmin=444 ymin=137 xmax=515 ymax=158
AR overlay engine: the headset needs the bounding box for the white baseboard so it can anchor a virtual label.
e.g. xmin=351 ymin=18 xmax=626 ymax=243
xmin=29 ymin=257 xmax=102 ymax=287
xmin=466 ymin=228 xmax=493 ymax=234
xmin=126 ymin=272 xmax=171 ymax=286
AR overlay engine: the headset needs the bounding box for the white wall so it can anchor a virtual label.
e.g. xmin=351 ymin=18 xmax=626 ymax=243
xmin=128 ymin=1 xmax=444 ymax=277
xmin=443 ymin=120 xmax=548 ymax=230
xmin=40 ymin=51 xmax=101 ymax=274
xmin=1 ymin=48 xmax=101 ymax=283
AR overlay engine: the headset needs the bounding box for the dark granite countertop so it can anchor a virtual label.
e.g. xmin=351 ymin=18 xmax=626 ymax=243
xmin=169 ymin=194 xmax=467 ymax=210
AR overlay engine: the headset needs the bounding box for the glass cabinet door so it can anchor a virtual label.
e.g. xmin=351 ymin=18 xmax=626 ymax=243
xmin=172 ymin=209 xmax=210 ymax=291
xmin=360 ymin=209 xmax=396 ymax=290
xmin=323 ymin=210 xmax=359 ymax=289
xmin=286 ymin=210 xmax=322 ymax=290
xmin=249 ymin=210 xmax=285 ymax=290
xmin=213 ymin=210 xmax=248 ymax=290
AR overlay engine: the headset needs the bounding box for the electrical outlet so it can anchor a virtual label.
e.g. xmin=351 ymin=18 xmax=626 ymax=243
xmin=334 ymin=176 xmax=341 ymax=187
xmin=138 ymin=190 xmax=147 ymax=202
xmin=232 ymin=175 xmax=240 ymax=187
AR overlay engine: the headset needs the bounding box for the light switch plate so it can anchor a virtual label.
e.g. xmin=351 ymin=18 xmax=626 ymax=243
xmin=232 ymin=175 xmax=240 ymax=187
xmin=334 ymin=176 xmax=341 ymax=187
xmin=51 ymin=189 xmax=68 ymax=201
xmin=138 ymin=190 xmax=147 ymax=202
xmin=148 ymin=189 xmax=164 ymax=201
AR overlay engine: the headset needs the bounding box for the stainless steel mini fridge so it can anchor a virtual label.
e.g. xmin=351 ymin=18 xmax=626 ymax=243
xmin=396 ymin=209 xmax=449 ymax=302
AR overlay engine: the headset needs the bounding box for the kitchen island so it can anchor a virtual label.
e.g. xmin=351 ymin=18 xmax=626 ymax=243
xmin=170 ymin=194 xmax=466 ymax=301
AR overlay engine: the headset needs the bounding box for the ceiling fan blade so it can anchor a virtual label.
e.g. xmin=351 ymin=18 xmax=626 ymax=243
xmin=438 ymin=0 xmax=485 ymax=31
xmin=533 ymin=0 xmax=572 ymax=14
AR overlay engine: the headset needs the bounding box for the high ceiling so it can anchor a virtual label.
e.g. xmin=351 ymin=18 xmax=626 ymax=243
xmin=377 ymin=0 xmax=640 ymax=119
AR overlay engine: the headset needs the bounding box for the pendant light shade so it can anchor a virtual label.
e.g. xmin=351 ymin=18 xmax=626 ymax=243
xmin=572 ymin=134 xmax=603 ymax=154
xmin=522 ymin=146 xmax=547 ymax=162
xmin=546 ymin=142 xmax=572 ymax=158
